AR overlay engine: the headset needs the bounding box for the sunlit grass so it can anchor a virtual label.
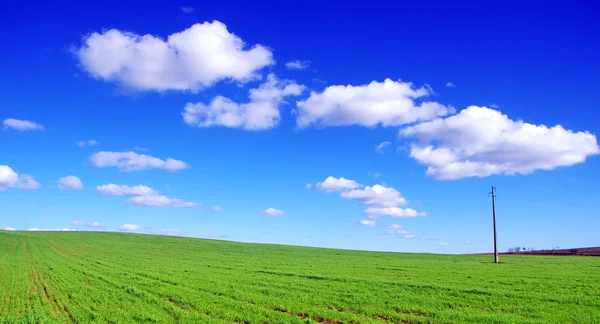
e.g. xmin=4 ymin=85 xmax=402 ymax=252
xmin=1 ymin=231 xmax=598 ymax=323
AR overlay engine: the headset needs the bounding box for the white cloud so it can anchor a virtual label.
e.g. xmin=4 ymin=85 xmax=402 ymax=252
xmin=2 ymin=227 xmax=15 ymax=231
xmin=403 ymin=234 xmax=415 ymax=239
xmin=368 ymin=172 xmax=382 ymax=178
xmin=212 ymin=206 xmax=222 ymax=212
xmin=446 ymin=81 xmax=455 ymax=88
xmin=3 ymin=118 xmax=43 ymax=131
xmin=57 ymin=175 xmax=84 ymax=190
xmin=364 ymin=207 xmax=426 ymax=218
xmin=96 ymin=184 xmax=157 ymax=196
xmin=375 ymin=141 xmax=391 ymax=154
xmin=316 ymin=176 xmax=361 ymax=192
xmin=119 ymin=224 xmax=141 ymax=231
xmin=259 ymin=208 xmax=285 ymax=216
xmin=389 ymin=224 xmax=402 ymax=229
xmin=90 ymin=151 xmax=188 ymax=171
xmin=76 ymin=21 xmax=273 ymax=92
xmin=440 ymin=242 xmax=449 ymax=246
xmin=70 ymin=221 xmax=105 ymax=229
xmin=295 ymin=79 xmax=454 ymax=128
xmin=180 ymin=6 xmax=195 ymax=13
xmin=340 ymin=184 xmax=407 ymax=207
xmin=182 ymin=74 xmax=305 ymax=130
xmin=401 ymin=106 xmax=600 ymax=180
xmin=285 ymin=60 xmax=309 ymax=70
xmin=359 ymin=220 xmax=376 ymax=227
xmin=305 ymin=183 xmax=312 ymax=189
xmin=157 ymin=229 xmax=184 ymax=236
xmin=0 ymin=165 xmax=41 ymax=191
xmin=77 ymin=139 xmax=98 ymax=147
xmin=387 ymin=225 xmax=414 ymax=238
xmin=127 ymin=195 xmax=199 ymax=208
xmin=28 ymin=228 xmax=76 ymax=231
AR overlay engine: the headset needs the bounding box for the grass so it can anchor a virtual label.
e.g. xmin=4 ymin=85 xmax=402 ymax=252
xmin=0 ymin=231 xmax=599 ymax=323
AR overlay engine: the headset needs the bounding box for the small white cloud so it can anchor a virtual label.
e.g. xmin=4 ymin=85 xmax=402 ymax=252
xmin=180 ymin=6 xmax=195 ymax=13
xmin=77 ymin=139 xmax=98 ymax=147
xmin=127 ymin=195 xmax=199 ymax=208
xmin=119 ymin=224 xmax=141 ymax=231
xmin=368 ymin=172 xmax=382 ymax=178
xmin=440 ymin=242 xmax=449 ymax=246
xmin=446 ymin=82 xmax=455 ymax=88
xmin=183 ymin=74 xmax=304 ymax=130
xmin=90 ymin=151 xmax=188 ymax=172
xmin=375 ymin=141 xmax=391 ymax=154
xmin=365 ymin=207 xmax=426 ymax=218
xmin=2 ymin=227 xmax=15 ymax=231
xmin=70 ymin=221 xmax=105 ymax=229
xmin=0 ymin=165 xmax=41 ymax=191
xmin=316 ymin=176 xmax=361 ymax=192
xmin=212 ymin=206 xmax=222 ymax=212
xmin=305 ymin=183 xmax=312 ymax=189
xmin=401 ymin=105 xmax=600 ymax=179
xmin=3 ymin=118 xmax=43 ymax=131
xmin=76 ymin=21 xmax=273 ymax=92
xmin=259 ymin=208 xmax=285 ymax=216
xmin=359 ymin=220 xmax=376 ymax=227
xmin=296 ymin=79 xmax=453 ymax=128
xmin=96 ymin=184 xmax=157 ymax=196
xmin=57 ymin=175 xmax=84 ymax=190
xmin=389 ymin=224 xmax=402 ymax=229
xmin=156 ymin=229 xmax=184 ymax=236
xmin=285 ymin=60 xmax=309 ymax=70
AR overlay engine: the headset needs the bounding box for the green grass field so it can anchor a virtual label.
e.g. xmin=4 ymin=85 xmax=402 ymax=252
xmin=1 ymin=231 xmax=599 ymax=323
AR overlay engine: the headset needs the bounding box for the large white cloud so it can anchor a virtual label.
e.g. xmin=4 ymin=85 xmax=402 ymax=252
xmin=96 ymin=184 xmax=157 ymax=196
xmin=295 ymin=79 xmax=453 ymax=128
xmin=0 ymin=165 xmax=41 ymax=191
xmin=315 ymin=176 xmax=361 ymax=192
xmin=76 ymin=21 xmax=273 ymax=92
xmin=57 ymin=175 xmax=84 ymax=190
xmin=182 ymin=74 xmax=304 ymax=130
xmin=401 ymin=106 xmax=600 ymax=180
xmin=90 ymin=151 xmax=188 ymax=171
xmin=340 ymin=184 xmax=407 ymax=207
xmin=3 ymin=118 xmax=43 ymax=131
xmin=126 ymin=195 xmax=199 ymax=208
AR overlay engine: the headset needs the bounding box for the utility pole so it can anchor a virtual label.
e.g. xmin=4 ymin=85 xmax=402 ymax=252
xmin=490 ymin=186 xmax=498 ymax=263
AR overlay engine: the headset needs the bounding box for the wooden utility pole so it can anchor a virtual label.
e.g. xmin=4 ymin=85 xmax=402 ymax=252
xmin=490 ymin=186 xmax=498 ymax=263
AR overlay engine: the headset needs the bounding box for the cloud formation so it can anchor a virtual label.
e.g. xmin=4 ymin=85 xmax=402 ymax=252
xmin=401 ymin=106 xmax=599 ymax=180
xmin=315 ymin=176 xmax=361 ymax=192
xmin=70 ymin=221 xmax=105 ymax=229
xmin=76 ymin=21 xmax=273 ymax=92
xmin=119 ymin=224 xmax=141 ymax=231
xmin=96 ymin=184 xmax=157 ymax=196
xmin=375 ymin=141 xmax=391 ymax=154
xmin=77 ymin=139 xmax=98 ymax=147
xmin=182 ymin=74 xmax=304 ymax=130
xmin=90 ymin=151 xmax=188 ymax=171
xmin=0 ymin=166 xmax=41 ymax=191
xmin=3 ymin=118 xmax=43 ymax=131
xmin=295 ymin=79 xmax=453 ymax=128
xmin=259 ymin=208 xmax=285 ymax=216
xmin=359 ymin=220 xmax=376 ymax=227
xmin=96 ymin=183 xmax=198 ymax=208
xmin=212 ymin=206 xmax=222 ymax=212
xmin=285 ymin=60 xmax=309 ymax=70
xmin=57 ymin=175 xmax=84 ymax=190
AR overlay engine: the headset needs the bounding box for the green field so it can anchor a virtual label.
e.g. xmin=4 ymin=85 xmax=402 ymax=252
xmin=0 ymin=231 xmax=599 ymax=323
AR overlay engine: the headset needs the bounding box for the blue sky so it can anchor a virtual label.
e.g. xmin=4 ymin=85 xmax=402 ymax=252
xmin=1 ymin=1 xmax=599 ymax=254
